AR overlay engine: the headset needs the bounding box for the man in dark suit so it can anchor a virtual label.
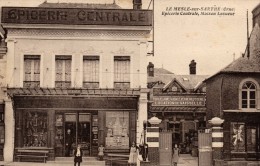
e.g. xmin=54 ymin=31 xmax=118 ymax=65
xmin=74 ymin=144 xmax=83 ymax=166
xmin=65 ymin=129 xmax=73 ymax=157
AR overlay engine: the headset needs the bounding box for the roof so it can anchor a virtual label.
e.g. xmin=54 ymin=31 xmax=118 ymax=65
xmin=38 ymin=2 xmax=122 ymax=9
xmin=148 ymin=68 xmax=208 ymax=90
xmin=205 ymin=23 xmax=260 ymax=82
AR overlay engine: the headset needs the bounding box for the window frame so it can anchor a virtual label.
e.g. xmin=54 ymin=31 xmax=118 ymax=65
xmin=239 ymin=79 xmax=259 ymax=110
xmin=114 ymin=56 xmax=131 ymax=89
xmin=23 ymin=55 xmax=41 ymax=88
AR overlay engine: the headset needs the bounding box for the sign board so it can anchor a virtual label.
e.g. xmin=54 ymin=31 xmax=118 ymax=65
xmin=153 ymin=96 xmax=206 ymax=106
xmin=1 ymin=7 xmax=152 ymax=26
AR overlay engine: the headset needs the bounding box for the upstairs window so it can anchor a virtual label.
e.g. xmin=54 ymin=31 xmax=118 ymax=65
xmin=55 ymin=55 xmax=71 ymax=88
xmin=114 ymin=56 xmax=130 ymax=89
xmin=83 ymin=56 xmax=99 ymax=88
xmin=241 ymin=81 xmax=256 ymax=109
xmin=24 ymin=55 xmax=40 ymax=88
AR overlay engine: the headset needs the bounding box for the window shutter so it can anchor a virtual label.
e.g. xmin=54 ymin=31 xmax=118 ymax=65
xmin=129 ymin=111 xmax=137 ymax=145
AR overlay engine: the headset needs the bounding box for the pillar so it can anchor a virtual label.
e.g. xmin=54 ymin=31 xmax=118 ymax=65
xmin=141 ymin=116 xmax=161 ymax=166
xmin=4 ymin=98 xmax=14 ymax=162
xmin=209 ymin=117 xmax=224 ymax=165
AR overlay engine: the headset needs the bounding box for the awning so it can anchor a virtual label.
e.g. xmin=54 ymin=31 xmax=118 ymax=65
xmin=150 ymin=106 xmax=206 ymax=113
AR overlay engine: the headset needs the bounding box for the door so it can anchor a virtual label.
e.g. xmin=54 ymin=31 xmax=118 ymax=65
xmin=63 ymin=113 xmax=91 ymax=157
xmin=159 ymin=131 xmax=172 ymax=166
xmin=198 ymin=132 xmax=212 ymax=166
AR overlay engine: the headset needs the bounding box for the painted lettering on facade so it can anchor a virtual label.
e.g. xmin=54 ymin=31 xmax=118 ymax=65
xmin=153 ymin=96 xmax=206 ymax=106
xmin=1 ymin=7 xmax=152 ymax=26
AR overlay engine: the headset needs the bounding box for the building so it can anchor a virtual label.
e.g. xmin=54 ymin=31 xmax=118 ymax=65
xmin=205 ymin=3 xmax=260 ymax=161
xmin=147 ymin=61 xmax=208 ymax=153
xmin=0 ymin=0 xmax=152 ymax=161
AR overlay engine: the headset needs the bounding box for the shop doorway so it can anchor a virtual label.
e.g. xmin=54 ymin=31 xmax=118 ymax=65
xmin=61 ymin=113 xmax=91 ymax=157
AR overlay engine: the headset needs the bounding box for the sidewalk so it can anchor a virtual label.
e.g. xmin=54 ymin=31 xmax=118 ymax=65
xmin=0 ymin=154 xmax=198 ymax=166
xmin=178 ymin=154 xmax=198 ymax=166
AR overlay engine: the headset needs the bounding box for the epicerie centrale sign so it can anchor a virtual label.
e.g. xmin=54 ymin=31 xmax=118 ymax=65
xmin=1 ymin=7 xmax=152 ymax=26
xmin=153 ymin=96 xmax=205 ymax=106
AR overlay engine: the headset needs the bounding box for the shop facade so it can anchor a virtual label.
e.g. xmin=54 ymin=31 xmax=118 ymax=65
xmin=1 ymin=1 xmax=152 ymax=161
xmin=147 ymin=62 xmax=208 ymax=153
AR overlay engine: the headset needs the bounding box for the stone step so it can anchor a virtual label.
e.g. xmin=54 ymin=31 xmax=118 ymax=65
xmin=54 ymin=157 xmax=98 ymax=161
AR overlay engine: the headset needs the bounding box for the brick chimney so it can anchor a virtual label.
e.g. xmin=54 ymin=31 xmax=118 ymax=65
xmin=189 ymin=60 xmax=196 ymax=75
xmin=147 ymin=62 xmax=154 ymax=77
xmin=133 ymin=0 xmax=142 ymax=10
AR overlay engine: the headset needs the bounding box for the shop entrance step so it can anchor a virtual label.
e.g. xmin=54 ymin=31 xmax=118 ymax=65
xmin=48 ymin=157 xmax=105 ymax=166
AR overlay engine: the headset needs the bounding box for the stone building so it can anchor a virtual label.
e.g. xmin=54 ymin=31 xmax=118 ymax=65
xmin=0 ymin=0 xmax=152 ymax=161
xmin=205 ymin=3 xmax=260 ymax=162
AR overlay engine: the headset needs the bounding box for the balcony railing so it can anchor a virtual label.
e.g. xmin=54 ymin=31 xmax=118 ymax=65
xmin=23 ymin=81 xmax=40 ymax=88
xmin=114 ymin=82 xmax=130 ymax=89
xmin=83 ymin=82 xmax=99 ymax=89
xmin=55 ymin=81 xmax=71 ymax=88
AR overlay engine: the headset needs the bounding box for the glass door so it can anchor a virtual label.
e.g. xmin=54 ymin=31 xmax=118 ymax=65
xmin=64 ymin=113 xmax=76 ymax=157
xmin=78 ymin=113 xmax=91 ymax=156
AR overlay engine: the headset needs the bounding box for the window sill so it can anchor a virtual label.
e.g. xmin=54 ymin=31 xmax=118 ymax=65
xmin=223 ymin=109 xmax=259 ymax=112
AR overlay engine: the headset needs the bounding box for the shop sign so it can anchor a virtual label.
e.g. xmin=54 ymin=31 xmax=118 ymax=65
xmin=153 ymin=96 xmax=205 ymax=106
xmin=1 ymin=7 xmax=152 ymax=26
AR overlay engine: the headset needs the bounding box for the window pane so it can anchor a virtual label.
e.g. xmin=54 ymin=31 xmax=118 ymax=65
xmin=242 ymin=91 xmax=247 ymax=99
xmin=250 ymin=100 xmax=256 ymax=108
xmin=24 ymin=111 xmax=48 ymax=147
xmin=105 ymin=111 xmax=129 ymax=149
xmin=247 ymin=127 xmax=256 ymax=152
xmin=250 ymin=91 xmax=255 ymax=99
xmin=231 ymin=123 xmax=245 ymax=152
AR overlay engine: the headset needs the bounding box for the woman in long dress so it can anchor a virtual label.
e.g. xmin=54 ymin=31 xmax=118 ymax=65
xmin=172 ymin=144 xmax=180 ymax=166
xmin=128 ymin=142 xmax=137 ymax=166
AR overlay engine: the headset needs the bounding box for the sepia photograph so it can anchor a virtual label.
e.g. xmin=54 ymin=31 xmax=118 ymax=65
xmin=0 ymin=0 xmax=260 ymax=166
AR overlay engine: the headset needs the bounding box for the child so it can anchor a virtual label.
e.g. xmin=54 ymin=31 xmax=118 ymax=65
xmin=98 ymin=144 xmax=105 ymax=161
xmin=74 ymin=144 xmax=83 ymax=166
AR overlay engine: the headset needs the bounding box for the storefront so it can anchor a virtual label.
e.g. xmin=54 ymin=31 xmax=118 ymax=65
xmin=147 ymin=62 xmax=207 ymax=152
xmin=1 ymin=1 xmax=152 ymax=161
xmin=8 ymin=91 xmax=139 ymax=159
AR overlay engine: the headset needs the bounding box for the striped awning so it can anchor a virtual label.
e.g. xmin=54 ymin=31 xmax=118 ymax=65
xmin=150 ymin=106 xmax=206 ymax=113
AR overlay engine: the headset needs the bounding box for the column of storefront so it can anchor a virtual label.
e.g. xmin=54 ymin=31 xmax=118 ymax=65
xmin=137 ymin=90 xmax=148 ymax=144
xmin=4 ymin=99 xmax=14 ymax=161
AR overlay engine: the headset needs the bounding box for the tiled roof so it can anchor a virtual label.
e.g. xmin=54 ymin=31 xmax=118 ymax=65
xmin=38 ymin=2 xmax=122 ymax=9
xmin=148 ymin=68 xmax=208 ymax=90
xmin=205 ymin=23 xmax=260 ymax=82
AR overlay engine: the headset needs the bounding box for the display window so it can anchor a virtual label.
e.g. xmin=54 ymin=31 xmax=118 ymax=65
xmin=23 ymin=111 xmax=48 ymax=147
xmin=105 ymin=111 xmax=129 ymax=149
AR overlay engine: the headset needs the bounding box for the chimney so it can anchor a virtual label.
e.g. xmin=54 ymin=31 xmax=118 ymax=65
xmin=189 ymin=60 xmax=196 ymax=75
xmin=147 ymin=62 xmax=154 ymax=77
xmin=133 ymin=0 xmax=142 ymax=10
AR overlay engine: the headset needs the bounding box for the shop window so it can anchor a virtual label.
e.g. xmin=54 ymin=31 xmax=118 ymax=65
xmin=105 ymin=111 xmax=129 ymax=149
xmin=114 ymin=56 xmax=130 ymax=89
xmin=23 ymin=111 xmax=48 ymax=147
xmin=230 ymin=122 xmax=245 ymax=152
xmin=246 ymin=125 xmax=256 ymax=152
xmin=83 ymin=56 xmax=99 ymax=88
xmin=55 ymin=55 xmax=71 ymax=88
xmin=240 ymin=81 xmax=257 ymax=109
xmin=24 ymin=55 xmax=40 ymax=88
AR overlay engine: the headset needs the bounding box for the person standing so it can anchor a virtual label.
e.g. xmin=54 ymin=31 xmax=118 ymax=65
xmin=128 ymin=142 xmax=137 ymax=166
xmin=74 ymin=144 xmax=83 ymax=166
xmin=98 ymin=144 xmax=105 ymax=161
xmin=65 ymin=129 xmax=73 ymax=157
xmin=172 ymin=144 xmax=180 ymax=166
